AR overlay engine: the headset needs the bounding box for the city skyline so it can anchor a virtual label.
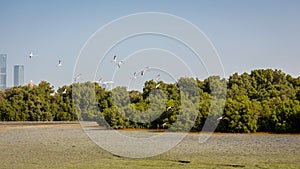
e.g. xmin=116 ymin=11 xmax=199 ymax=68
xmin=0 ymin=53 xmax=25 ymax=89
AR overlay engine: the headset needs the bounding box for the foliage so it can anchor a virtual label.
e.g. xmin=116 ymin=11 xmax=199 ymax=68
xmin=0 ymin=69 xmax=299 ymax=133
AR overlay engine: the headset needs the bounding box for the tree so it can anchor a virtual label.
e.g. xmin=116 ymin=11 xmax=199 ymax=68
xmin=222 ymin=96 xmax=259 ymax=133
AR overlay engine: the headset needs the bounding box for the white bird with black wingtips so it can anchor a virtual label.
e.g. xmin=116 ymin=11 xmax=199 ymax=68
xmin=57 ymin=60 xmax=62 ymax=67
xmin=97 ymin=78 xmax=103 ymax=84
xmin=154 ymin=74 xmax=160 ymax=82
xmin=112 ymin=55 xmax=117 ymax=63
xmin=131 ymin=72 xmax=137 ymax=80
xmin=117 ymin=61 xmax=123 ymax=68
xmin=140 ymin=66 xmax=149 ymax=76
xmin=28 ymin=51 xmax=37 ymax=59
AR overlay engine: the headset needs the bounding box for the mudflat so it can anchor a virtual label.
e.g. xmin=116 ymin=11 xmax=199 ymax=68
xmin=0 ymin=122 xmax=299 ymax=169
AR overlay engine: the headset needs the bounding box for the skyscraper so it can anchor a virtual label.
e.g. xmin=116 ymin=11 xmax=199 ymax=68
xmin=0 ymin=54 xmax=7 ymax=89
xmin=14 ymin=65 xmax=24 ymax=86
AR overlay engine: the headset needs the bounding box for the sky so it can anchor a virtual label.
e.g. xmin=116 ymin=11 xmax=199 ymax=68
xmin=0 ymin=0 xmax=300 ymax=90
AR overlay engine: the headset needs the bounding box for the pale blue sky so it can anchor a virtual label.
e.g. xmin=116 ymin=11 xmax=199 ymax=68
xmin=0 ymin=0 xmax=300 ymax=89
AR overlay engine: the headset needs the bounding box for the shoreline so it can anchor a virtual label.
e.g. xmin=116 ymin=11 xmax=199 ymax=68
xmin=0 ymin=121 xmax=299 ymax=135
xmin=0 ymin=121 xmax=79 ymax=125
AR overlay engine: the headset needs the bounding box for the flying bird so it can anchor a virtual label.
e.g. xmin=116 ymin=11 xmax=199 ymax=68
xmin=112 ymin=55 xmax=117 ymax=63
xmin=28 ymin=51 xmax=37 ymax=59
xmin=130 ymin=72 xmax=137 ymax=80
xmin=154 ymin=74 xmax=161 ymax=82
xmin=140 ymin=66 xmax=149 ymax=76
xmin=29 ymin=52 xmax=33 ymax=58
xmin=73 ymin=73 xmax=82 ymax=82
xmin=117 ymin=61 xmax=123 ymax=68
xmin=97 ymin=78 xmax=103 ymax=84
xmin=57 ymin=60 xmax=62 ymax=67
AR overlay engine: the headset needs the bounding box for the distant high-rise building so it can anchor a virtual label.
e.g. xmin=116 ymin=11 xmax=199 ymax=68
xmin=0 ymin=54 xmax=7 ymax=89
xmin=14 ymin=65 xmax=24 ymax=86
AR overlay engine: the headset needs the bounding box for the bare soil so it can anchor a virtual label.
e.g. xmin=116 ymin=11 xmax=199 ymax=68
xmin=0 ymin=122 xmax=299 ymax=169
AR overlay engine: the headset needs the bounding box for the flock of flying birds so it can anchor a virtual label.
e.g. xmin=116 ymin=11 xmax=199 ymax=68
xmin=73 ymin=55 xmax=161 ymax=89
xmin=27 ymin=52 xmax=160 ymax=88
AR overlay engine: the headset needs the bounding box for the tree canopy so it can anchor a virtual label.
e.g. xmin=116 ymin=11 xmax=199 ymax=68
xmin=0 ymin=69 xmax=299 ymax=133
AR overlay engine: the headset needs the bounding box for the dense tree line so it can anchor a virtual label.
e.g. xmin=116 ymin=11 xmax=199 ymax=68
xmin=0 ymin=69 xmax=299 ymax=133
xmin=0 ymin=81 xmax=76 ymax=121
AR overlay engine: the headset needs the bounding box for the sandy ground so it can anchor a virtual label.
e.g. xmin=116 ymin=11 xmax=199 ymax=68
xmin=0 ymin=122 xmax=299 ymax=169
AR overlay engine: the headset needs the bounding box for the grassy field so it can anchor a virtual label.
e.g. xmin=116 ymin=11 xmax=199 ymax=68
xmin=0 ymin=122 xmax=299 ymax=169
